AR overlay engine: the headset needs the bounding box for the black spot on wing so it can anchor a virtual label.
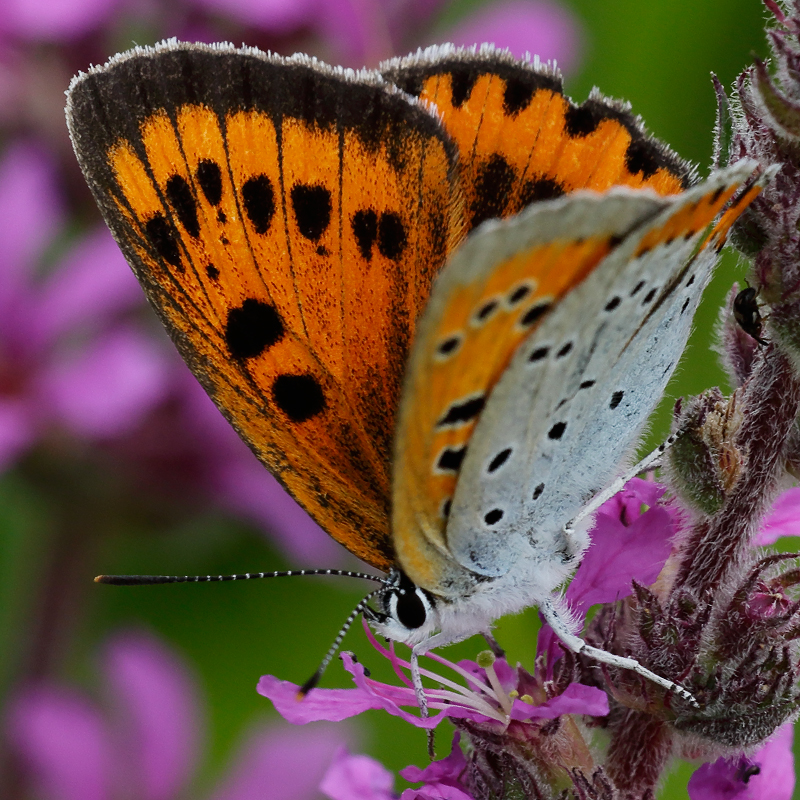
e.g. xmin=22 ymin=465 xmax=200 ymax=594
xmin=377 ymin=212 xmax=407 ymax=260
xmin=520 ymin=176 xmax=566 ymax=206
xmin=487 ymin=447 xmax=512 ymax=473
xmin=528 ymin=346 xmax=549 ymax=362
xmin=291 ymin=183 xmax=331 ymax=241
xmin=520 ymin=301 xmax=551 ymax=327
xmin=437 ymin=395 xmax=485 ymax=427
xmin=196 ymin=159 xmax=222 ymax=206
xmin=508 ymin=284 xmax=531 ymax=305
xmin=165 ymin=175 xmax=200 ymax=238
xmin=548 ymin=422 xmax=566 ymax=440
xmin=449 ymin=67 xmax=479 ymax=107
xmin=475 ymin=299 xmax=498 ymax=323
xmin=556 ymin=341 xmax=573 ymax=358
xmin=470 ymin=154 xmax=515 ymax=228
xmin=437 ymin=335 xmax=462 ymax=358
xmin=437 ymin=446 xmax=467 ymax=472
xmin=564 ymin=102 xmax=602 ymax=137
xmin=625 ymin=138 xmax=666 ymax=179
xmin=242 ymin=175 xmax=275 ymax=234
xmin=225 ymin=299 xmax=284 ymax=359
xmin=352 ymin=208 xmax=378 ymax=260
xmin=272 ymin=374 xmax=325 ymax=421
xmin=484 ymin=508 xmax=504 ymax=525
xmin=503 ymin=76 xmax=535 ymax=115
xmin=610 ymin=390 xmax=624 ymax=409
xmin=145 ymin=213 xmax=182 ymax=268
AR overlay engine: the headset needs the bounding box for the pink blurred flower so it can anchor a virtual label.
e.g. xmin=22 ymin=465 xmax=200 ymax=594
xmin=0 ymin=0 xmax=120 ymax=41
xmin=0 ymin=141 xmax=170 ymax=471
xmin=6 ymin=630 xmax=351 ymax=800
xmin=319 ymin=747 xmax=395 ymax=800
xmin=441 ymin=0 xmax=583 ymax=75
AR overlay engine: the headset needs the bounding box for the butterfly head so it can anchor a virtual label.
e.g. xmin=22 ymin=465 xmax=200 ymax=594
xmin=366 ymin=569 xmax=441 ymax=646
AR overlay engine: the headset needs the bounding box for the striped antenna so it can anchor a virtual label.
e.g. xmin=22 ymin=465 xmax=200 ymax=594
xmin=297 ymin=589 xmax=383 ymax=698
xmin=94 ymin=569 xmax=387 ymax=585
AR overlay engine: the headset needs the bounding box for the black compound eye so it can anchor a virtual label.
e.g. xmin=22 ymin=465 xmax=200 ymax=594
xmin=395 ymin=588 xmax=427 ymax=630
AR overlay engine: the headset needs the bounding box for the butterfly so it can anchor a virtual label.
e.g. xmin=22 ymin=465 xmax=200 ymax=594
xmin=66 ymin=40 xmax=764 ymax=706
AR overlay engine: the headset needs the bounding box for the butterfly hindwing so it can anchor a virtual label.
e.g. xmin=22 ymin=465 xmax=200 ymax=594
xmin=67 ymin=41 xmax=463 ymax=570
xmin=382 ymin=45 xmax=692 ymax=234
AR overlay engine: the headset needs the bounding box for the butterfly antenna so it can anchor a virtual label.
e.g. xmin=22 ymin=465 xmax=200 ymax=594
xmin=297 ymin=589 xmax=382 ymax=699
xmin=94 ymin=569 xmax=387 ymax=586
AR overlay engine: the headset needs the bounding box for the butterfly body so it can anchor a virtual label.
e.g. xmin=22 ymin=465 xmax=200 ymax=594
xmin=68 ymin=40 xmax=764 ymax=699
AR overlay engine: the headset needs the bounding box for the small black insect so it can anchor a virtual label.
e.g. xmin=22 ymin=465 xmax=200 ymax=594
xmin=733 ymin=287 xmax=767 ymax=345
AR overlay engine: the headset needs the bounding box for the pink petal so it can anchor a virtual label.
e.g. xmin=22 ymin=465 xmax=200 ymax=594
xmin=6 ymin=683 xmax=113 ymax=800
xmin=510 ymin=683 xmax=608 ymax=721
xmin=755 ymin=488 xmax=800 ymax=545
xmin=41 ymin=328 xmax=170 ymax=438
xmin=570 ymin=504 xmax=673 ymax=611
xmin=442 ymin=0 xmax=583 ymax=75
xmin=319 ymin=747 xmax=395 ymax=800
xmin=103 ymin=631 xmax=202 ymax=800
xmin=258 ymin=673 xmax=394 ymax=724
xmin=210 ymin=721 xmax=348 ymax=800
xmin=401 ymin=735 xmax=473 ymax=800
xmin=687 ymin=722 xmax=794 ymax=800
xmin=259 ymin=654 xmax=445 ymax=729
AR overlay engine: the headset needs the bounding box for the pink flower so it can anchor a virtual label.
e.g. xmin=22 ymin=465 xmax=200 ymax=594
xmin=259 ymin=621 xmax=608 ymax=729
xmin=319 ymin=747 xmax=395 ymax=800
xmin=687 ymin=723 xmax=795 ymax=800
xmin=0 ymin=141 xmax=170 ymax=471
xmin=400 ymin=735 xmax=473 ymax=800
xmin=755 ymin=487 xmax=800 ymax=545
xmin=537 ymin=478 xmax=676 ymax=669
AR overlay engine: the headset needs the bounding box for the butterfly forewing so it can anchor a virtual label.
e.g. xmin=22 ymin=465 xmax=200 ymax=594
xmin=67 ymin=42 xmax=463 ymax=570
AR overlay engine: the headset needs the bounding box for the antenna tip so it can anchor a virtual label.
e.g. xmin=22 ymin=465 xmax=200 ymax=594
xmin=94 ymin=575 xmax=107 ymax=583
xmin=297 ymin=670 xmax=322 ymax=699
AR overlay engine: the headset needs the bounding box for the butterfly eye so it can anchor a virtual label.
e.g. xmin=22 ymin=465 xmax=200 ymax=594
xmin=386 ymin=572 xmax=433 ymax=631
xmin=394 ymin=587 xmax=428 ymax=630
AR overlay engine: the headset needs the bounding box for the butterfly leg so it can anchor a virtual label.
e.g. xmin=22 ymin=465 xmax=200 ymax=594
xmin=563 ymin=433 xmax=679 ymax=538
xmin=482 ymin=631 xmax=506 ymax=659
xmin=410 ymin=643 xmax=438 ymax=758
xmin=539 ymin=597 xmax=698 ymax=707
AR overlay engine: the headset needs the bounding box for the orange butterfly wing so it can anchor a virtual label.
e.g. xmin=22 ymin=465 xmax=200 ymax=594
xmin=67 ymin=42 xmax=463 ymax=571
xmin=382 ymin=46 xmax=692 ymax=233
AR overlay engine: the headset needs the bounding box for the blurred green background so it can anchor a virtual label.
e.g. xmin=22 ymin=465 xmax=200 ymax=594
xmin=0 ymin=0 xmax=789 ymax=797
